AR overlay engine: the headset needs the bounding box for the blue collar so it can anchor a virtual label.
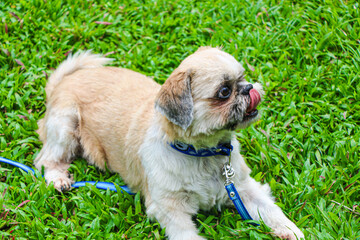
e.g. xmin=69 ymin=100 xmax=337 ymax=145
xmin=169 ymin=141 xmax=233 ymax=157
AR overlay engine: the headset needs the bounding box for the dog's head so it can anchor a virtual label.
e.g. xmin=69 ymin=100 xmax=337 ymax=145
xmin=155 ymin=47 xmax=264 ymax=141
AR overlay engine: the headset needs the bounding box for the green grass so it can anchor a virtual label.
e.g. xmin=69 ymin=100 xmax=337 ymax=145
xmin=1 ymin=0 xmax=359 ymax=239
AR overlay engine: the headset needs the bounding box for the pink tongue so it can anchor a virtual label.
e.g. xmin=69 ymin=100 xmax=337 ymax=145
xmin=247 ymin=89 xmax=261 ymax=112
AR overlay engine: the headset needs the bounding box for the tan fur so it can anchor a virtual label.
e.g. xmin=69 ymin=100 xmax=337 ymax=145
xmin=156 ymin=70 xmax=190 ymax=105
xmin=155 ymin=68 xmax=193 ymax=130
xmin=37 ymin=67 xmax=160 ymax=192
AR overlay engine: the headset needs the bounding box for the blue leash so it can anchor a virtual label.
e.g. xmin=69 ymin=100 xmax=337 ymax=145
xmin=0 ymin=156 xmax=135 ymax=195
xmin=0 ymin=156 xmax=35 ymax=174
xmin=223 ymin=163 xmax=259 ymax=226
xmin=1 ymin=156 xmax=257 ymax=225
xmin=225 ymin=183 xmax=258 ymax=226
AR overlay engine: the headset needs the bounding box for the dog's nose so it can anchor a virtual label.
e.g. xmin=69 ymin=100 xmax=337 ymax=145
xmin=241 ymin=84 xmax=253 ymax=95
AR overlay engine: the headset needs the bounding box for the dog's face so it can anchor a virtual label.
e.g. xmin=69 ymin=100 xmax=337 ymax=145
xmin=155 ymin=47 xmax=264 ymax=139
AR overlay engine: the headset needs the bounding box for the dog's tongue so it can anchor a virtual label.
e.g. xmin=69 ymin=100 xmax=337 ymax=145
xmin=247 ymin=89 xmax=261 ymax=112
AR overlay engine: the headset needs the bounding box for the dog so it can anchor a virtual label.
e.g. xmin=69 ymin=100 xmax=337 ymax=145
xmin=35 ymin=47 xmax=304 ymax=240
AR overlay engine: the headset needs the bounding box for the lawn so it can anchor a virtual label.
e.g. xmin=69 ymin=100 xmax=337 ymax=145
xmin=0 ymin=0 xmax=359 ymax=239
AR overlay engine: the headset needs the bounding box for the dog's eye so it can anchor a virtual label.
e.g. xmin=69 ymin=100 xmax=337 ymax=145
xmin=218 ymin=86 xmax=232 ymax=99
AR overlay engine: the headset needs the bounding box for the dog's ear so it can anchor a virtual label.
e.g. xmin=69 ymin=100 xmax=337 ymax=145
xmin=155 ymin=69 xmax=193 ymax=130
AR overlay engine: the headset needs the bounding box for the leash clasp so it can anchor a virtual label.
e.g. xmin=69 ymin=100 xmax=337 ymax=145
xmin=223 ymin=163 xmax=235 ymax=185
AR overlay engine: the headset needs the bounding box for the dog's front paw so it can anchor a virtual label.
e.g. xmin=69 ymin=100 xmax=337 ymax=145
xmin=45 ymin=170 xmax=74 ymax=192
xmin=273 ymin=224 xmax=304 ymax=240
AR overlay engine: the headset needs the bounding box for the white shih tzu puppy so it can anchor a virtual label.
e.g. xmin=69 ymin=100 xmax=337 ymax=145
xmin=35 ymin=47 xmax=304 ymax=240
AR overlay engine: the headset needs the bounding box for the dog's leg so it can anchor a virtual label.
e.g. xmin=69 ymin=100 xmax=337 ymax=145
xmin=233 ymin=176 xmax=304 ymax=240
xmin=227 ymin=139 xmax=304 ymax=240
xmin=146 ymin=195 xmax=205 ymax=240
xmin=35 ymin=107 xmax=79 ymax=191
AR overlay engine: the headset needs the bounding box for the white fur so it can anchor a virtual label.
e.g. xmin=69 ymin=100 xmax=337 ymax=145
xmin=139 ymin=121 xmax=304 ymax=240
xmin=44 ymin=167 xmax=72 ymax=190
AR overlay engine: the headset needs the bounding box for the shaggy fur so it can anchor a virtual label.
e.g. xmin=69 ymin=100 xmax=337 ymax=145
xmin=35 ymin=47 xmax=304 ymax=240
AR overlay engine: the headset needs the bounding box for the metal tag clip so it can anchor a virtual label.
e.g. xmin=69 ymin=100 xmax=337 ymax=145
xmin=223 ymin=162 xmax=235 ymax=186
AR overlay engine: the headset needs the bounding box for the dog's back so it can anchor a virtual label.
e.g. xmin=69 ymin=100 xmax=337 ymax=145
xmin=36 ymin=52 xmax=160 ymax=192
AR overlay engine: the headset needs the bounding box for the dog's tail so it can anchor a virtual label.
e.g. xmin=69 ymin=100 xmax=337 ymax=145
xmin=46 ymin=51 xmax=112 ymax=97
